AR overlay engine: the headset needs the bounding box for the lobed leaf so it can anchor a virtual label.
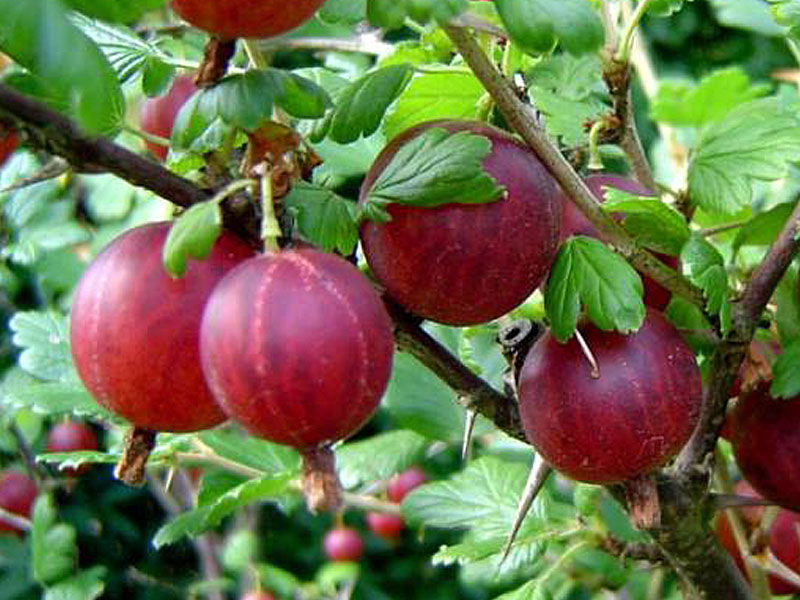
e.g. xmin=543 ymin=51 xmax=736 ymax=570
xmin=9 ymin=311 xmax=76 ymax=382
xmin=336 ymin=430 xmax=428 ymax=489
xmin=680 ymin=235 xmax=731 ymax=328
xmin=162 ymin=202 xmax=223 ymax=278
xmin=282 ymin=182 xmax=358 ymax=254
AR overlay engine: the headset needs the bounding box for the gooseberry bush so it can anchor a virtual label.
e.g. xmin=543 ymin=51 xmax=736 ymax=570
xmin=2 ymin=1 xmax=800 ymax=599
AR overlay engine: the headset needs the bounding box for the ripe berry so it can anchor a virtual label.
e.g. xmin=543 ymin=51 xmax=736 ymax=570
xmin=518 ymin=309 xmax=702 ymax=484
xmin=730 ymin=385 xmax=800 ymax=511
xmin=0 ymin=126 xmax=18 ymax=166
xmin=387 ymin=467 xmax=426 ymax=503
xmin=200 ymin=248 xmax=393 ymax=449
xmin=70 ymin=222 xmax=254 ymax=432
xmin=172 ymin=0 xmax=327 ymax=40
xmin=560 ymin=174 xmax=677 ymax=311
xmin=46 ymin=421 xmax=98 ymax=476
xmin=716 ymin=480 xmax=800 ymax=595
xmin=360 ymin=119 xmax=561 ymax=326
xmin=140 ymin=75 xmax=197 ymax=161
xmin=0 ymin=471 xmax=37 ymax=535
xmin=367 ymin=512 xmax=405 ymax=540
xmin=323 ymin=527 xmax=364 ymax=562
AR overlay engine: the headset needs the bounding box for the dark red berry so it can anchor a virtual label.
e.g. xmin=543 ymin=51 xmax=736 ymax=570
xmin=323 ymin=527 xmax=363 ymax=562
xmin=731 ymin=385 xmax=800 ymax=511
xmin=367 ymin=512 xmax=405 ymax=540
xmin=387 ymin=467 xmax=427 ymax=503
xmin=140 ymin=75 xmax=197 ymax=161
xmin=360 ymin=119 xmax=561 ymax=326
xmin=172 ymin=0 xmax=327 ymax=40
xmin=0 ymin=126 xmax=18 ymax=166
xmin=0 ymin=471 xmax=37 ymax=535
xmin=70 ymin=222 xmax=254 ymax=433
xmin=200 ymin=248 xmax=394 ymax=450
xmin=46 ymin=422 xmax=98 ymax=476
xmin=518 ymin=309 xmax=702 ymax=484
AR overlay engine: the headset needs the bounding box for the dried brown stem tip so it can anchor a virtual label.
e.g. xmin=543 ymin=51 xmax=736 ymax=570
xmin=195 ymin=37 xmax=237 ymax=88
xmin=302 ymin=445 xmax=343 ymax=513
xmin=114 ymin=427 xmax=157 ymax=486
xmin=623 ymin=474 xmax=661 ymax=530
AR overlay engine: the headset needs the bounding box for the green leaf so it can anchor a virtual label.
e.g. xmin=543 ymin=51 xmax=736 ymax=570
xmin=336 ymin=430 xmax=428 ymax=489
xmin=0 ymin=0 xmax=124 ymax=135
xmin=544 ymin=237 xmax=645 ymax=343
xmin=162 ymin=203 xmax=223 ymax=278
xmin=688 ymin=98 xmax=800 ymax=214
xmin=647 ymin=0 xmax=694 ymax=17
xmin=383 ymin=70 xmax=486 ymax=142
xmin=494 ymin=0 xmax=604 ymax=56
xmin=383 ymin=352 xmax=486 ymax=442
xmin=364 ymin=128 xmax=504 ymax=216
xmin=31 ymin=495 xmax=76 ymax=586
xmin=328 ymin=64 xmax=414 ymax=143
xmin=366 ymin=0 xmax=467 ymax=28
xmin=153 ymin=474 xmax=294 ymax=548
xmin=733 ymin=201 xmax=796 ymax=252
xmin=709 ymin=0 xmax=787 ymax=37
xmin=651 ymin=68 xmax=769 ymax=127
xmin=141 ymin=57 xmax=176 ymax=97
xmin=319 ymin=0 xmax=366 ymax=23
xmin=776 ymin=267 xmax=800 ymax=346
xmin=63 ymin=0 xmax=165 ymax=23
xmin=771 ymin=339 xmax=800 ymax=398
xmin=769 ymin=0 xmax=800 ymax=40
xmin=602 ymin=189 xmax=691 ymax=256
xmin=43 ymin=567 xmax=106 ymax=600
xmin=680 ymin=235 xmax=730 ymax=326
xmin=9 ymin=311 xmax=75 ymax=382
xmin=39 ymin=450 xmax=117 ymax=471
xmin=2 ymin=373 xmax=114 ymax=421
xmin=197 ymin=430 xmax=301 ymax=475
xmin=282 ymin=182 xmax=358 ymax=254
xmin=403 ymin=456 xmax=539 ymax=539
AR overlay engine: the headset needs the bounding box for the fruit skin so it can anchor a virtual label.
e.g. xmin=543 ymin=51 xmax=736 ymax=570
xmin=518 ymin=308 xmax=702 ymax=484
xmin=323 ymin=527 xmax=364 ymax=562
xmin=172 ymin=0 xmax=326 ymax=40
xmin=0 ymin=471 xmax=37 ymax=535
xmin=0 ymin=126 xmax=18 ymax=166
xmin=70 ymin=222 xmax=254 ymax=433
xmin=140 ymin=75 xmax=197 ymax=161
xmin=730 ymin=385 xmax=800 ymax=511
xmin=387 ymin=467 xmax=427 ymax=503
xmin=360 ymin=119 xmax=561 ymax=326
xmin=46 ymin=422 xmax=98 ymax=476
xmin=560 ymin=174 xmax=677 ymax=311
xmin=367 ymin=512 xmax=405 ymax=540
xmin=716 ymin=480 xmax=800 ymax=595
xmin=200 ymin=248 xmax=394 ymax=450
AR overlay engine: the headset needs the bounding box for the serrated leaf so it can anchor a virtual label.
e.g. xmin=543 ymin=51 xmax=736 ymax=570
xmin=365 ymin=128 xmax=503 ymax=214
xmin=31 ymin=495 xmax=76 ymax=585
xmin=688 ymin=98 xmax=800 ymax=214
xmin=652 ymin=68 xmax=769 ymax=127
xmin=494 ymin=0 xmax=604 ymax=56
xmin=602 ymin=189 xmax=690 ymax=255
xmin=544 ymin=237 xmax=645 ymax=343
xmin=336 ymin=430 xmax=427 ymax=489
xmin=680 ymin=235 xmax=730 ymax=324
xmin=328 ymin=64 xmax=413 ymax=143
xmin=771 ymin=340 xmax=800 ymax=398
xmin=733 ymin=201 xmax=796 ymax=252
xmin=2 ymin=376 xmax=115 ymax=421
xmin=282 ymin=182 xmax=358 ymax=254
xmin=43 ymin=566 xmax=106 ymax=600
xmin=0 ymin=0 xmax=125 ymax=135
xmin=142 ymin=57 xmax=176 ymax=97
xmin=383 ymin=70 xmax=485 ymax=141
xmin=162 ymin=202 xmax=222 ymax=278
xmin=197 ymin=430 xmax=300 ymax=475
xmin=153 ymin=474 xmax=294 ymax=548
xmin=38 ymin=450 xmax=117 ymax=470
xmin=9 ymin=311 xmax=75 ymax=382
xmin=63 ymin=0 xmax=164 ymax=23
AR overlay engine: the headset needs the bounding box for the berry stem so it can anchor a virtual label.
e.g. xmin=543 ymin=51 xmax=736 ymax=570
xmin=259 ymin=166 xmax=281 ymax=251
xmin=615 ymin=0 xmax=654 ymax=64
xmin=301 ymin=445 xmax=342 ymax=513
xmin=114 ymin=427 xmax=157 ymax=486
